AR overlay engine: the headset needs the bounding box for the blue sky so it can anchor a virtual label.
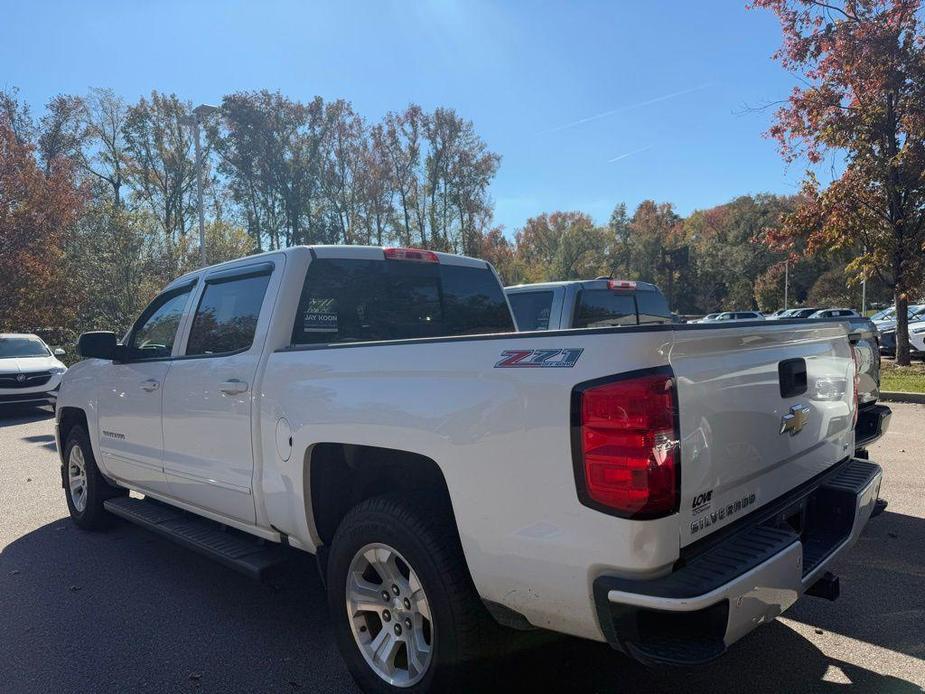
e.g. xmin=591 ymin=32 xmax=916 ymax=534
xmin=1 ymin=0 xmax=809 ymax=235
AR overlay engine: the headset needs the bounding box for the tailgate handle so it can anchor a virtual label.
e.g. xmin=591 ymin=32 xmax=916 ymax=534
xmin=778 ymin=358 xmax=807 ymax=398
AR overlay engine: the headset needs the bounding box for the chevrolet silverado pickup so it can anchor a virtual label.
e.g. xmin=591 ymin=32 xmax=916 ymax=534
xmin=58 ymin=246 xmax=883 ymax=693
xmin=506 ymin=279 xmax=891 ymax=457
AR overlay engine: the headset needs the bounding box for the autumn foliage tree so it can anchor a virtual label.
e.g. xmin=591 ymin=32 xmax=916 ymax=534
xmin=0 ymin=123 xmax=84 ymax=330
xmin=515 ymin=211 xmax=608 ymax=281
xmin=752 ymin=0 xmax=925 ymax=364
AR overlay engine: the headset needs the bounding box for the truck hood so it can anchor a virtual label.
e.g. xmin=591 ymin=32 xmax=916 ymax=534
xmin=669 ymin=321 xmax=855 ymax=547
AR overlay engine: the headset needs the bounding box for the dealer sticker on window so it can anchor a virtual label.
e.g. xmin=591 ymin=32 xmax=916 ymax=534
xmin=302 ymin=298 xmax=338 ymax=333
xmin=494 ymin=348 xmax=583 ymax=368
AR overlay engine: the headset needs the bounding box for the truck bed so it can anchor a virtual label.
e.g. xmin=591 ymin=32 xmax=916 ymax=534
xmin=260 ymin=316 xmax=856 ymax=641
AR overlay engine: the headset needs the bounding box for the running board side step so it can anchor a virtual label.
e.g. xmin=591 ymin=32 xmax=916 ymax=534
xmin=103 ymin=496 xmax=290 ymax=581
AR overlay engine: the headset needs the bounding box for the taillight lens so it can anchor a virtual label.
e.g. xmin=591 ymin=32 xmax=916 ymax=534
xmin=575 ymin=371 xmax=679 ymax=518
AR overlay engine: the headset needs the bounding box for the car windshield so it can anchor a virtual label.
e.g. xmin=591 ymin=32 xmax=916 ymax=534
xmin=0 ymin=337 xmax=49 ymax=358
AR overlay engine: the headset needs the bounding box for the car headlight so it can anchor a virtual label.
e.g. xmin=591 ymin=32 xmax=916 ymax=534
xmin=50 ymin=366 xmax=67 ymax=374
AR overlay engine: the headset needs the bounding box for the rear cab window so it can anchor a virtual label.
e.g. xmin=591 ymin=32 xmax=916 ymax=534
xmin=636 ymin=290 xmax=671 ymax=325
xmin=573 ymin=286 xmax=671 ymax=329
xmin=291 ymin=257 xmax=514 ymax=345
xmin=507 ymin=291 xmax=554 ymax=331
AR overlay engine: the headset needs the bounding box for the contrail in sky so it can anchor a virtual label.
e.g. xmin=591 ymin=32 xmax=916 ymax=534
xmin=541 ymin=83 xmax=712 ymax=134
xmin=608 ymin=145 xmax=653 ymax=163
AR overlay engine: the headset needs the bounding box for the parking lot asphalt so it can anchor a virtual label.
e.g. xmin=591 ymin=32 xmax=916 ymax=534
xmin=0 ymin=404 xmax=923 ymax=693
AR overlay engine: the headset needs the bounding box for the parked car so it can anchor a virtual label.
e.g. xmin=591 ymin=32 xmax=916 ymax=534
xmin=0 ymin=333 xmax=67 ymax=410
xmin=713 ymin=310 xmax=765 ymax=322
xmin=504 ymin=278 xmax=670 ymax=330
xmin=765 ymin=309 xmax=790 ymax=319
xmin=874 ymin=304 xmax=925 ymax=334
xmin=879 ymin=311 xmax=925 ymax=356
xmin=783 ymin=307 xmax=821 ymax=319
xmin=693 ymin=312 xmax=722 ymax=323
xmin=58 ymin=246 xmax=883 ymax=693
xmin=809 ymin=308 xmax=860 ymax=319
xmin=869 ymin=307 xmax=895 ymax=322
xmin=908 ymin=321 xmax=925 ymax=358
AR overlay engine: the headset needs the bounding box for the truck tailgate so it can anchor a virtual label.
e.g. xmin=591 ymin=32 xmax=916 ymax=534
xmin=669 ymin=321 xmax=856 ymax=547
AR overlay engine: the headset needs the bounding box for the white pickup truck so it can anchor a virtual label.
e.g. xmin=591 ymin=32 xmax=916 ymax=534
xmin=57 ymin=246 xmax=883 ymax=693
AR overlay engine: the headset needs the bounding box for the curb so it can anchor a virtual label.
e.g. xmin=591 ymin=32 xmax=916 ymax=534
xmin=879 ymin=391 xmax=925 ymax=404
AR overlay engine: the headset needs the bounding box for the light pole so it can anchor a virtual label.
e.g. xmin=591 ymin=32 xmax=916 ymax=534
xmin=181 ymin=104 xmax=219 ymax=267
xmin=783 ymin=259 xmax=789 ymax=310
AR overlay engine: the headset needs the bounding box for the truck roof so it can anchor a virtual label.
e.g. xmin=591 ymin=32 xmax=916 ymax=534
xmin=504 ymin=279 xmax=661 ymax=293
xmin=165 ymin=245 xmax=491 ymax=291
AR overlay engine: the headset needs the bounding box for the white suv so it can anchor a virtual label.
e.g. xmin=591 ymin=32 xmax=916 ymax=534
xmin=0 ymin=333 xmax=67 ymax=410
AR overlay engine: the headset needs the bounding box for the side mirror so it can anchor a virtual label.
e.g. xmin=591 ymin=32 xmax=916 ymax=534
xmin=53 ymin=348 xmax=66 ymax=356
xmin=76 ymin=331 xmax=118 ymax=360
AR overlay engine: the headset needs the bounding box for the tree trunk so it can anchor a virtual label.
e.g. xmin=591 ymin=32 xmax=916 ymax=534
xmin=895 ymin=291 xmax=910 ymax=366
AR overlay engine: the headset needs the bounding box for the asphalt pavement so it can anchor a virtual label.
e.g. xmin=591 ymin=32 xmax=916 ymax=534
xmin=1 ymin=404 xmax=923 ymax=693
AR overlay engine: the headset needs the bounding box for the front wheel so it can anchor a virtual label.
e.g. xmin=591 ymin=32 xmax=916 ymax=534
xmin=327 ymin=494 xmax=500 ymax=693
xmin=62 ymin=425 xmax=125 ymax=530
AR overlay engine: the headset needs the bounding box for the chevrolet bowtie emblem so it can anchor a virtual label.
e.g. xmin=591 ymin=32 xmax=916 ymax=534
xmin=780 ymin=404 xmax=810 ymax=436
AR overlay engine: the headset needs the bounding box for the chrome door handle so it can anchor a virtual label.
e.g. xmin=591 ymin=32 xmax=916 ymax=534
xmin=140 ymin=379 xmax=160 ymax=392
xmin=219 ymin=379 xmax=249 ymax=395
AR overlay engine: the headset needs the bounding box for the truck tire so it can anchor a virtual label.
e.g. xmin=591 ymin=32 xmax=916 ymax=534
xmin=62 ymin=425 xmax=125 ymax=530
xmin=327 ymin=493 xmax=499 ymax=693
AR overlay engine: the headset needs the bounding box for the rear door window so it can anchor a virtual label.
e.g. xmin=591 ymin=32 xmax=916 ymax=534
xmin=186 ymin=272 xmax=271 ymax=356
xmin=291 ymin=258 xmax=514 ymax=345
xmin=574 ymin=290 xmax=636 ymax=328
xmin=507 ymin=291 xmax=554 ymax=331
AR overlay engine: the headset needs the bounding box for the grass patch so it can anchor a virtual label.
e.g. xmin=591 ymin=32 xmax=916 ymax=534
xmin=880 ymin=360 xmax=925 ymax=393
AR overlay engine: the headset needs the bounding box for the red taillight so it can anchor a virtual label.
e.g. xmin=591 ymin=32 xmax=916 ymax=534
xmin=608 ymin=279 xmax=637 ymax=290
xmin=575 ymin=372 xmax=679 ymax=518
xmin=384 ymin=247 xmax=439 ymax=263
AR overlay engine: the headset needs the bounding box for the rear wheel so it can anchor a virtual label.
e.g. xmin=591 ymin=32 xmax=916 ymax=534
xmin=62 ymin=425 xmax=125 ymax=530
xmin=327 ymin=494 xmax=500 ymax=693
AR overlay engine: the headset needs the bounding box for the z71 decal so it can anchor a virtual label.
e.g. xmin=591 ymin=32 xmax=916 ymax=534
xmin=494 ymin=348 xmax=583 ymax=368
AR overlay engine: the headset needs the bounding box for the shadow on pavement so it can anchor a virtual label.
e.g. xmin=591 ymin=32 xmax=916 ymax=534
xmin=1 ymin=514 xmax=921 ymax=693
xmin=492 ymin=622 xmax=922 ymax=693
xmin=0 ymin=405 xmax=54 ymax=428
xmin=20 ymin=433 xmax=57 ymax=451
xmin=784 ymin=510 xmax=925 ymax=662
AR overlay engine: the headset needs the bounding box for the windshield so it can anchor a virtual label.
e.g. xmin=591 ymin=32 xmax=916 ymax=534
xmin=0 ymin=337 xmax=50 ymax=358
xmin=871 ymin=308 xmax=894 ymax=321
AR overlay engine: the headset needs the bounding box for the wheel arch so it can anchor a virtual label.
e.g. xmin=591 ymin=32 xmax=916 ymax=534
xmin=57 ymin=407 xmax=89 ymax=462
xmin=306 ymin=443 xmax=459 ymax=550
